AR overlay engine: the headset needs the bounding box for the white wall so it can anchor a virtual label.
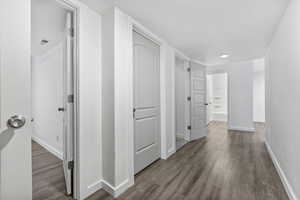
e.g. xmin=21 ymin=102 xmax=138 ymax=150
xmin=175 ymin=58 xmax=186 ymax=138
xmin=32 ymin=43 xmax=64 ymax=159
xmin=31 ymin=1 xmax=67 ymax=159
xmin=31 ymin=0 xmax=66 ymax=56
xmin=101 ymin=7 xmax=115 ymax=187
xmin=101 ymin=7 xmax=191 ymax=196
xmin=207 ymin=60 xmax=254 ymax=131
xmin=253 ymin=70 xmax=265 ymax=122
xmin=265 ymin=0 xmax=300 ymax=199
xmin=76 ymin=2 xmax=102 ymax=199
xmin=101 ymin=8 xmax=133 ymax=193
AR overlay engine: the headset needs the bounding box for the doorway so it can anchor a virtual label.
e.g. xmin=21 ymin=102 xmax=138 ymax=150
xmin=206 ymin=73 xmax=228 ymax=124
xmin=175 ymin=57 xmax=190 ymax=150
xmin=31 ymin=0 xmax=76 ymax=198
xmin=133 ymin=30 xmax=161 ymax=174
xmin=174 ymin=60 xmax=208 ymax=150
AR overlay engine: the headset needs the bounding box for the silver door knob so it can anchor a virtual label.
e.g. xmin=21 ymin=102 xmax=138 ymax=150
xmin=58 ymin=107 xmax=65 ymax=112
xmin=7 ymin=115 xmax=26 ymax=129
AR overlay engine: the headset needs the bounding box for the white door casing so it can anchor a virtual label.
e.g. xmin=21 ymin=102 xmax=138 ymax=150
xmin=133 ymin=31 xmax=160 ymax=174
xmin=190 ymin=62 xmax=208 ymax=140
xmin=63 ymin=11 xmax=74 ymax=195
xmin=0 ymin=0 xmax=32 ymax=199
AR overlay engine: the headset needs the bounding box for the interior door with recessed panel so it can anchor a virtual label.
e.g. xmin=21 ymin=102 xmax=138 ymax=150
xmin=190 ymin=62 xmax=208 ymax=140
xmin=0 ymin=0 xmax=32 ymax=199
xmin=133 ymin=31 xmax=160 ymax=174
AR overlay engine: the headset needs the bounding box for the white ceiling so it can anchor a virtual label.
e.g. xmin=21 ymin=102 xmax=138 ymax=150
xmin=80 ymin=0 xmax=289 ymax=65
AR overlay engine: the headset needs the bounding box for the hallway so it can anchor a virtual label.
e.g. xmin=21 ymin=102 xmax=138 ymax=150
xmin=32 ymin=141 xmax=70 ymax=200
xmin=87 ymin=122 xmax=288 ymax=200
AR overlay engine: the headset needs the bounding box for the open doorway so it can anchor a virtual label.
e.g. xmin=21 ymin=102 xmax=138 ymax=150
xmin=206 ymin=73 xmax=228 ymax=124
xmin=31 ymin=0 xmax=76 ymax=198
xmin=175 ymin=57 xmax=190 ymax=150
xmin=253 ymin=61 xmax=265 ymax=127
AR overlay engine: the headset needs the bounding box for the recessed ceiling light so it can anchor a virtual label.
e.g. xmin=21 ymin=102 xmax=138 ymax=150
xmin=220 ymin=54 xmax=229 ymax=58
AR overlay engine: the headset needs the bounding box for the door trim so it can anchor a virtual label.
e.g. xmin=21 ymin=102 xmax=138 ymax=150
xmin=206 ymin=71 xmax=230 ymax=127
xmin=133 ymin=30 xmax=161 ymax=175
xmin=42 ymin=0 xmax=79 ymax=198
xmin=127 ymin=19 xmax=166 ymax=187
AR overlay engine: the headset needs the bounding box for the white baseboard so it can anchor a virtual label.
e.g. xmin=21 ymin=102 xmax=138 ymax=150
xmin=80 ymin=180 xmax=103 ymax=200
xmin=212 ymin=112 xmax=227 ymax=122
xmin=228 ymin=126 xmax=255 ymax=132
xmin=32 ymin=136 xmax=63 ymax=160
xmin=101 ymin=179 xmax=133 ymax=198
xmin=165 ymin=148 xmax=175 ymax=159
xmin=176 ymin=133 xmax=185 ymax=139
xmin=265 ymin=142 xmax=298 ymax=200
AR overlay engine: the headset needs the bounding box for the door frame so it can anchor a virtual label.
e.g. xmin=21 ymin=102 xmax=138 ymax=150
xmin=205 ymin=72 xmax=230 ymax=125
xmin=131 ymin=25 xmax=162 ymax=160
xmin=132 ymin=29 xmax=161 ymax=174
xmin=31 ymin=0 xmax=79 ymax=198
xmin=57 ymin=1 xmax=79 ymax=198
xmin=128 ymin=19 xmax=166 ymax=185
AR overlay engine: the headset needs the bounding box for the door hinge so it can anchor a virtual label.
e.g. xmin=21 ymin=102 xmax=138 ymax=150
xmin=187 ymin=68 xmax=191 ymax=72
xmin=68 ymin=161 xmax=74 ymax=169
xmin=133 ymin=108 xmax=136 ymax=118
xmin=68 ymin=94 xmax=74 ymax=103
xmin=187 ymin=96 xmax=191 ymax=101
xmin=187 ymin=125 xmax=191 ymax=130
xmin=69 ymin=27 xmax=74 ymax=37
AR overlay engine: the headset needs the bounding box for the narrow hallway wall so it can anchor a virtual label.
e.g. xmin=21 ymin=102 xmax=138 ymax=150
xmin=266 ymin=0 xmax=300 ymax=199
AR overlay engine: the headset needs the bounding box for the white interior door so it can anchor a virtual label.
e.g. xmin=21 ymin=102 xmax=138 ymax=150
xmin=0 ymin=0 xmax=32 ymax=199
xmin=133 ymin=31 xmax=160 ymax=174
xmin=63 ymin=12 xmax=74 ymax=195
xmin=190 ymin=62 xmax=208 ymax=140
xmin=206 ymin=75 xmax=213 ymax=124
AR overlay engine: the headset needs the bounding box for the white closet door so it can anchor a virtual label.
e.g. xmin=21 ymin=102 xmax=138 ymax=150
xmin=190 ymin=62 xmax=208 ymax=140
xmin=133 ymin=31 xmax=160 ymax=174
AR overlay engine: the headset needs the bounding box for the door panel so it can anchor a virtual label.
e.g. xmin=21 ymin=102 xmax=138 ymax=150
xmin=0 ymin=0 xmax=32 ymax=199
xmin=190 ymin=62 xmax=207 ymax=141
xmin=135 ymin=116 xmax=157 ymax=152
xmin=133 ymin=31 xmax=160 ymax=174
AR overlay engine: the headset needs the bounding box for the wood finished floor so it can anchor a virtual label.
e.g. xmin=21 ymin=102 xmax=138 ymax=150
xmin=87 ymin=122 xmax=289 ymax=200
xmin=32 ymin=122 xmax=289 ymax=200
xmin=32 ymin=141 xmax=71 ymax=200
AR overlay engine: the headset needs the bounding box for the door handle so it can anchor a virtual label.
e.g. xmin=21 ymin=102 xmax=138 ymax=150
xmin=133 ymin=108 xmax=136 ymax=118
xmin=7 ymin=115 xmax=26 ymax=129
xmin=204 ymin=103 xmax=209 ymax=106
xmin=58 ymin=107 xmax=65 ymax=112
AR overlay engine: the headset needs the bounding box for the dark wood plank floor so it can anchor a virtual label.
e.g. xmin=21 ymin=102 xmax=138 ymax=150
xmin=32 ymin=122 xmax=288 ymax=200
xmin=87 ymin=122 xmax=289 ymax=200
xmin=32 ymin=141 xmax=71 ymax=200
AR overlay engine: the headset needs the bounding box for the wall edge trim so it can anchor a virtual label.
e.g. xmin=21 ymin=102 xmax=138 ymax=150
xmin=265 ymin=142 xmax=299 ymax=200
xmin=101 ymin=179 xmax=133 ymax=198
